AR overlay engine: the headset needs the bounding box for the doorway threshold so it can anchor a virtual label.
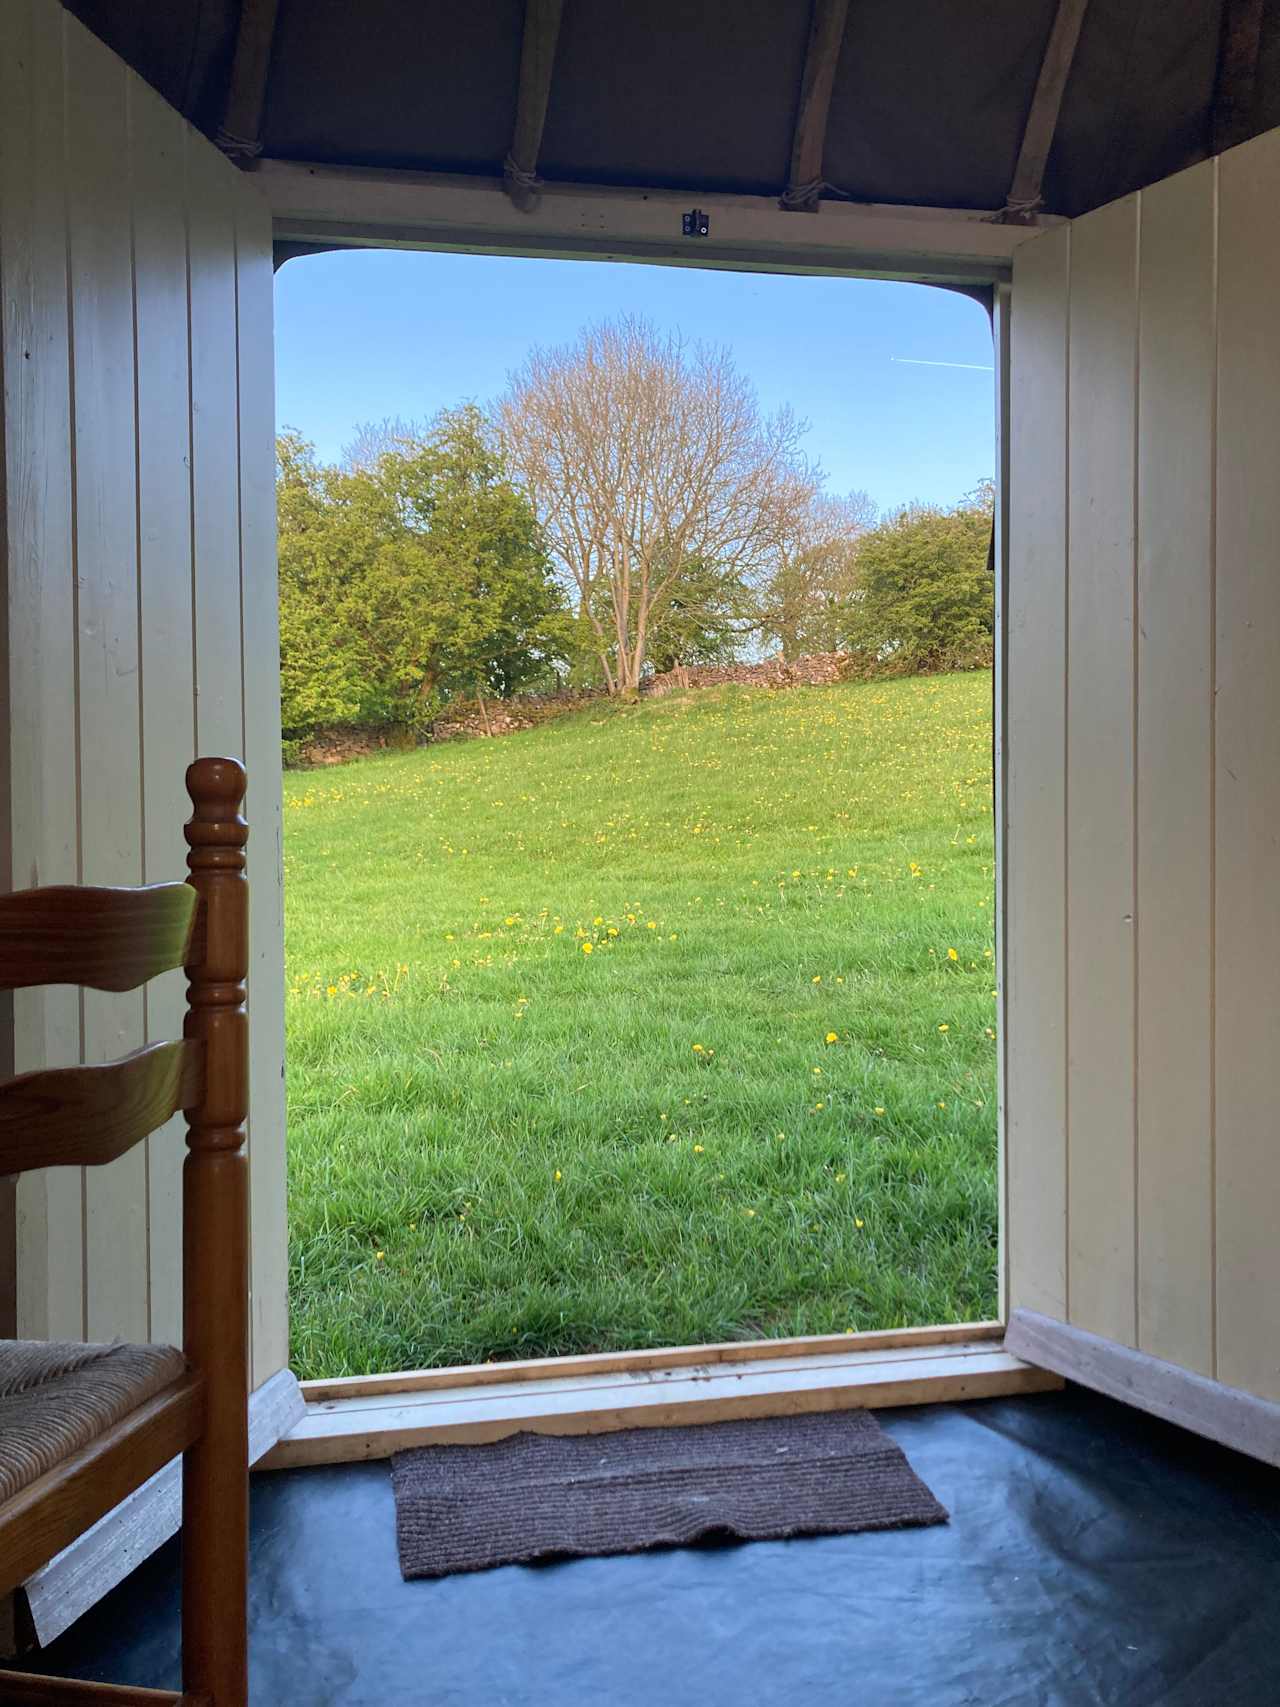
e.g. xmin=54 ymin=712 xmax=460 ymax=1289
xmin=261 ymin=1323 xmax=1059 ymax=1469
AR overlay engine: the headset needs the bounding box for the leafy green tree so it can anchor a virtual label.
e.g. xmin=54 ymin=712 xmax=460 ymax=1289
xmin=843 ymin=484 xmax=994 ymax=675
xmin=277 ymin=432 xmax=366 ymax=745
xmin=646 ymin=556 xmax=754 ymax=675
xmin=276 ymin=407 xmax=569 ymax=747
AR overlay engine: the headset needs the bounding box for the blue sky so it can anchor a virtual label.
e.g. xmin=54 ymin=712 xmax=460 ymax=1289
xmin=274 ymin=250 xmax=994 ymax=515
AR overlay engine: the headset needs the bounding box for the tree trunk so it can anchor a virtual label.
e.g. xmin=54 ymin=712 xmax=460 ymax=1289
xmin=476 ymin=693 xmax=493 ymax=736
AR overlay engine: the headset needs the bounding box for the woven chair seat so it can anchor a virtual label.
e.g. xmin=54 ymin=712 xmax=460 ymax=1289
xmin=0 ymin=1338 xmax=187 ymax=1504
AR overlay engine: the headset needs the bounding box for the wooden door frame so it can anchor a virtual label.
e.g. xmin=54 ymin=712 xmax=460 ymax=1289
xmin=257 ymin=168 xmax=1036 ymax=1460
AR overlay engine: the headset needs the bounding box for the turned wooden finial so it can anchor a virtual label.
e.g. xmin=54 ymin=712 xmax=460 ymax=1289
xmin=183 ymin=757 xmax=248 ymax=1153
xmin=185 ymin=757 xmax=248 ymax=870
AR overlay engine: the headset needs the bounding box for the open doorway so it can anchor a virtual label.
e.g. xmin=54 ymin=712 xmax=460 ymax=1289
xmin=273 ymin=249 xmax=999 ymax=1382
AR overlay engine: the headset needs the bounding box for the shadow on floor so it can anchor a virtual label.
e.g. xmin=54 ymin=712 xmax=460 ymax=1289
xmin=20 ymin=1385 xmax=1280 ymax=1705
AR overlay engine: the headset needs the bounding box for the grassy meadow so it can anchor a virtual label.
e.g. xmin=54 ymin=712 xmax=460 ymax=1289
xmin=284 ymin=672 xmax=998 ymax=1378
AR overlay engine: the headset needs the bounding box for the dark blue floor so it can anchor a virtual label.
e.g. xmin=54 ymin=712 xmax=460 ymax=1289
xmin=20 ymin=1386 xmax=1280 ymax=1705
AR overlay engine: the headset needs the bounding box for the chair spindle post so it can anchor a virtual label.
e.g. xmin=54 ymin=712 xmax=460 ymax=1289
xmin=181 ymin=757 xmax=249 ymax=1707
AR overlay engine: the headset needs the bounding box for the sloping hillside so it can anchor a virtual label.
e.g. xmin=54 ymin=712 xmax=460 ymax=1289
xmin=284 ymin=672 xmax=997 ymax=1377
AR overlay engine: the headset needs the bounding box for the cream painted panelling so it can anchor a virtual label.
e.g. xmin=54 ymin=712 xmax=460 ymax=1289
xmin=1008 ymin=134 xmax=1280 ymax=1403
xmin=0 ymin=0 xmax=288 ymax=1387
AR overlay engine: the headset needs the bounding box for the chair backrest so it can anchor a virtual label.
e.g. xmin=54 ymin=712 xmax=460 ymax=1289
xmin=0 ymin=757 xmax=247 ymax=1178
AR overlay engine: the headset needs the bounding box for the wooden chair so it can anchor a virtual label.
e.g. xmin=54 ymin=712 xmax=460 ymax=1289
xmin=0 ymin=758 xmax=251 ymax=1706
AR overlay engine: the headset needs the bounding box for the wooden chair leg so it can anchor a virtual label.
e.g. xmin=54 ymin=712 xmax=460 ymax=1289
xmin=180 ymin=1150 xmax=248 ymax=1707
xmin=181 ymin=759 xmax=250 ymax=1706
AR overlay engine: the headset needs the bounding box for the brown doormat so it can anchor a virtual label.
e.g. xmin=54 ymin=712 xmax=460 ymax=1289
xmin=391 ymin=1410 xmax=948 ymax=1580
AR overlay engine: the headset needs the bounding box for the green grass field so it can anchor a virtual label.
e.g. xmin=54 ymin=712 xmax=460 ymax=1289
xmin=284 ymin=672 xmax=998 ymax=1379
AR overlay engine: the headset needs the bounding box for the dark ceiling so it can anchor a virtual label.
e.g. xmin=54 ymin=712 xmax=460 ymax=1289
xmin=61 ymin=0 xmax=1280 ymax=219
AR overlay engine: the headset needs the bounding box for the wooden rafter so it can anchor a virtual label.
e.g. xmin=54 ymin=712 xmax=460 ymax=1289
xmin=1213 ymin=0 xmax=1264 ymax=157
xmin=503 ymin=0 xmax=565 ymax=212
xmin=216 ymin=0 xmax=280 ymax=163
xmin=781 ymin=0 xmax=851 ymax=213
xmin=997 ymin=0 xmax=1090 ymax=222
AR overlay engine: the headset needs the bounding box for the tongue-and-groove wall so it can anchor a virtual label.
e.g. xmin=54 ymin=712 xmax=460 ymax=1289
xmin=0 ymin=0 xmax=288 ymax=1392
xmin=1006 ymin=130 xmax=1280 ymax=1406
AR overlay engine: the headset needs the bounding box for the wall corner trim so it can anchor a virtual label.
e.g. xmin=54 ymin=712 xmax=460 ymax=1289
xmin=1005 ymin=1308 xmax=1280 ymax=1467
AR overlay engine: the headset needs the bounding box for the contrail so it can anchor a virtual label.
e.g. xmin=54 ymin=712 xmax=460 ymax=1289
xmin=890 ymin=356 xmax=994 ymax=372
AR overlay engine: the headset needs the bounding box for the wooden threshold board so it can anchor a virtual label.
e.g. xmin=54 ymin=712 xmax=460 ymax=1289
xmin=262 ymin=1336 xmax=1061 ymax=1469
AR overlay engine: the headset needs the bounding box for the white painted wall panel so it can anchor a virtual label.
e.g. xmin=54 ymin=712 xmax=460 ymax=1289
xmin=65 ymin=21 xmax=149 ymax=1344
xmin=1009 ymin=129 xmax=1280 ymax=1405
xmin=130 ymin=74 xmax=197 ymax=1351
xmin=0 ymin=0 xmax=84 ymax=1343
xmin=1214 ymin=129 xmax=1280 ymax=1404
xmin=1005 ymin=229 xmax=1069 ymax=1322
xmin=1134 ymin=162 xmax=1216 ymax=1378
xmin=236 ymin=190 xmax=291 ymax=1384
xmin=0 ymin=0 xmax=287 ymax=1386
xmin=1064 ymin=195 xmax=1138 ymax=1348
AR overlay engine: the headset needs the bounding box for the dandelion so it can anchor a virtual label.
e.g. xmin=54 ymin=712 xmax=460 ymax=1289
xmin=743 ymin=1208 xmax=756 ymax=1218
xmin=812 ymin=975 xmax=822 ymax=984
xmin=692 ymin=1043 xmax=705 ymax=1054
xmin=825 ymin=1031 xmax=838 ymax=1044
xmin=582 ymin=941 xmax=593 ymax=954
xmin=374 ymin=1250 xmax=385 ymax=1261
xmin=938 ymin=1023 xmax=950 ymax=1033
xmin=554 ymin=1169 xmax=562 ymax=1182
xmin=854 ymin=1218 xmax=864 ymax=1230
xmin=874 ymin=1106 xmax=885 ymax=1115
xmin=693 ymin=1144 xmax=704 ymax=1154
xmin=835 ymin=1171 xmax=846 ymax=1183
xmin=947 ymin=948 xmax=959 ymax=962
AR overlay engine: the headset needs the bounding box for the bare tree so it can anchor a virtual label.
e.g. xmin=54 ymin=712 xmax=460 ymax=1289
xmin=758 ymin=487 xmax=877 ymax=658
xmin=497 ymin=316 xmax=809 ymax=694
xmin=342 ymin=415 xmax=428 ymax=472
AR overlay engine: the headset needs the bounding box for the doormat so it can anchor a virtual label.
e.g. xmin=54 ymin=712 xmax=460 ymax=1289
xmin=391 ymin=1409 xmax=948 ymax=1580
